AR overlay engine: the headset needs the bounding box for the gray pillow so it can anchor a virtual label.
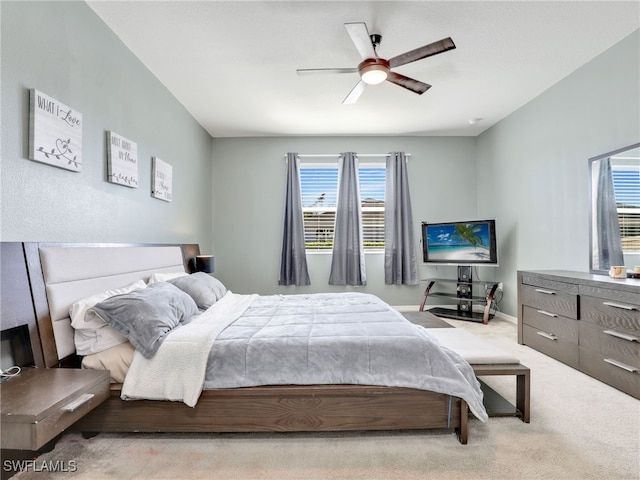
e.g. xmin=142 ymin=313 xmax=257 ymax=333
xmin=89 ymin=282 xmax=199 ymax=358
xmin=168 ymin=272 xmax=227 ymax=310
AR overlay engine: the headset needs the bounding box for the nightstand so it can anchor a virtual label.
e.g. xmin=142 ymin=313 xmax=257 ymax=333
xmin=1 ymin=368 xmax=109 ymax=450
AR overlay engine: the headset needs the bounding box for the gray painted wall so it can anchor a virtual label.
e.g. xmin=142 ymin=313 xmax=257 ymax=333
xmin=212 ymin=30 xmax=640 ymax=314
xmin=477 ymin=29 xmax=640 ymax=315
xmin=1 ymin=2 xmax=214 ymax=246
xmin=211 ymin=136 xmax=486 ymax=307
xmin=2 ymin=2 xmax=636 ymax=317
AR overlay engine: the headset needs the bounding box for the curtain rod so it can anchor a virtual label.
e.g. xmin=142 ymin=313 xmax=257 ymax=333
xmin=284 ymin=153 xmax=411 ymax=159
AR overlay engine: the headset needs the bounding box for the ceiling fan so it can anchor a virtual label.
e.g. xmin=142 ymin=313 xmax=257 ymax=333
xmin=297 ymin=22 xmax=456 ymax=104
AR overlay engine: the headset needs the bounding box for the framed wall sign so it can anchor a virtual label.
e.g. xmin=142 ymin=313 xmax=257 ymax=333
xmin=107 ymin=131 xmax=138 ymax=187
xmin=28 ymin=89 xmax=83 ymax=172
xmin=151 ymin=157 xmax=173 ymax=202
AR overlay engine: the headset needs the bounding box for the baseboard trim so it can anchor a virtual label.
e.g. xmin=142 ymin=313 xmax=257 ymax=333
xmin=493 ymin=311 xmax=517 ymax=324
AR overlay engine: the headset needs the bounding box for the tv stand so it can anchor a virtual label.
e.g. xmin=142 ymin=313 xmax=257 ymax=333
xmin=427 ymin=307 xmax=491 ymax=323
xmin=419 ymin=266 xmax=499 ymax=324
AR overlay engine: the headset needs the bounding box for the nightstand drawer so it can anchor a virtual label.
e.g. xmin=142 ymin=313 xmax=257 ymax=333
xmin=1 ymin=368 xmax=110 ymax=450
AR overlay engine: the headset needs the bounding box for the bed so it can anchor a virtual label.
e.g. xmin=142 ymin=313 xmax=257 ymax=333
xmin=17 ymin=242 xmax=487 ymax=444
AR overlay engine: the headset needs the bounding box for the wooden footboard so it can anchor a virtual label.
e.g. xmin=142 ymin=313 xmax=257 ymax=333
xmin=72 ymin=384 xmax=468 ymax=444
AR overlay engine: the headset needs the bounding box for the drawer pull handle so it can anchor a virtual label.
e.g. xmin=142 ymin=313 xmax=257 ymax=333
xmin=537 ymin=310 xmax=558 ymax=318
xmin=536 ymin=331 xmax=558 ymax=341
xmin=62 ymin=393 xmax=94 ymax=413
xmin=535 ymin=288 xmax=556 ymax=295
xmin=603 ymin=330 xmax=639 ymax=342
xmin=603 ymin=358 xmax=638 ymax=373
xmin=603 ymin=301 xmax=638 ymax=311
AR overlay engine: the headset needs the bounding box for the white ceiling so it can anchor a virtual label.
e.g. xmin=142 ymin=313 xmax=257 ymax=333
xmin=86 ymin=1 xmax=640 ymax=138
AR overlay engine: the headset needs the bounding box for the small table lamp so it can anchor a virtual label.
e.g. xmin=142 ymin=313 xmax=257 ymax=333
xmin=195 ymin=255 xmax=215 ymax=274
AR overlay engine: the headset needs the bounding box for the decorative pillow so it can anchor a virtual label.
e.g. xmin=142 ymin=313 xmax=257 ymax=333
xmin=147 ymin=271 xmax=188 ymax=284
xmin=70 ymin=280 xmax=147 ymax=355
xmin=168 ymin=272 xmax=228 ymax=310
xmin=88 ymin=282 xmax=199 ymax=358
xmin=81 ymin=342 xmax=136 ymax=383
xmin=70 ymin=279 xmax=147 ymax=330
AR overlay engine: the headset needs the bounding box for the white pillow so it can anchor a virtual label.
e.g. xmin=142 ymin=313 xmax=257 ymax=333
xmin=70 ymin=279 xmax=147 ymax=330
xmin=147 ymin=271 xmax=188 ymax=284
xmin=74 ymin=325 xmax=129 ymax=357
xmin=69 ymin=280 xmax=146 ymax=356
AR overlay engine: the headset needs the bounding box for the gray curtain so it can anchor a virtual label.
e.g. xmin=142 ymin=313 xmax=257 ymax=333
xmin=596 ymin=157 xmax=624 ymax=267
xmin=384 ymin=152 xmax=419 ymax=285
xmin=278 ymin=153 xmax=311 ymax=286
xmin=329 ymin=152 xmax=366 ymax=286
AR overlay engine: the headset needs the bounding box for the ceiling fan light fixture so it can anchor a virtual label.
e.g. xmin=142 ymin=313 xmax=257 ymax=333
xmin=359 ymin=58 xmax=390 ymax=85
xmin=361 ymin=67 xmax=388 ymax=85
xmin=299 ymin=23 xmax=455 ymax=103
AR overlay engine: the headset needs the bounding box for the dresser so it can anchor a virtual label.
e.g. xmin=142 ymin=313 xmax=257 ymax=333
xmin=517 ymin=270 xmax=639 ymax=399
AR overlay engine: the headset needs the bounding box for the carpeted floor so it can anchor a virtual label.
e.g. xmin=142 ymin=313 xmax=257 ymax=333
xmin=5 ymin=314 xmax=639 ymax=480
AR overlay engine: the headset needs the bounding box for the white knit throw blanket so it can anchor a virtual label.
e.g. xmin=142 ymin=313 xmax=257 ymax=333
xmin=121 ymin=292 xmax=256 ymax=407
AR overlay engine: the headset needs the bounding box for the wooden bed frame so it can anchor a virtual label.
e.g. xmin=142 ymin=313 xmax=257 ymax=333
xmin=4 ymin=242 xmax=471 ymax=444
xmin=74 ymin=384 xmax=467 ymax=442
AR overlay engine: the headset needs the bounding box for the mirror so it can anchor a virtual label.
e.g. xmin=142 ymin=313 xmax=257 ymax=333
xmin=589 ymin=142 xmax=640 ymax=274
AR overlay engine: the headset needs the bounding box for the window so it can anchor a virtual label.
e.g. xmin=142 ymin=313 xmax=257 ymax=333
xmin=300 ymin=163 xmax=385 ymax=252
xmin=612 ymin=164 xmax=640 ymax=252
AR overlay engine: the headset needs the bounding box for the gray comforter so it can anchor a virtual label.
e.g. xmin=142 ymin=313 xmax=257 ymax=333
xmin=203 ymin=292 xmax=488 ymax=421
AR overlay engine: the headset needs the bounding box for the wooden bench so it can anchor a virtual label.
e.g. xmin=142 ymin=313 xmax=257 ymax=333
xmin=471 ymin=363 xmax=530 ymax=423
xmin=427 ymin=328 xmax=530 ymax=423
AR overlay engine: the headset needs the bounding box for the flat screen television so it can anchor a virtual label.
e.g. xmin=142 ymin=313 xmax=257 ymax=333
xmin=422 ymin=219 xmax=498 ymax=265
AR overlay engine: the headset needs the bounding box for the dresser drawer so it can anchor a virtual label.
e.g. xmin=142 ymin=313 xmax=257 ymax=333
xmin=521 ymin=284 xmax=578 ymax=319
xmin=522 ymin=306 xmax=579 ymax=343
xmin=522 ymin=324 xmax=579 ymax=369
xmin=520 ymin=273 xmax=579 ymax=295
xmin=579 ymin=321 xmax=639 ymax=369
xmin=580 ymin=283 xmax=640 ymax=306
xmin=580 ymin=295 xmax=640 ymax=332
xmin=579 ymin=346 xmax=639 ymax=399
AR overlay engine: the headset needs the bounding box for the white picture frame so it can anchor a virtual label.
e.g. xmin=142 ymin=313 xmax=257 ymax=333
xmin=107 ymin=131 xmax=138 ymax=188
xmin=151 ymin=157 xmax=173 ymax=202
xmin=28 ymin=89 xmax=83 ymax=172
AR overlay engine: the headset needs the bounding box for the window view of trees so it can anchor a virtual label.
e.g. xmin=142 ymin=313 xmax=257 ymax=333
xmin=300 ymin=165 xmax=385 ymax=251
xmin=613 ymin=165 xmax=640 ymax=252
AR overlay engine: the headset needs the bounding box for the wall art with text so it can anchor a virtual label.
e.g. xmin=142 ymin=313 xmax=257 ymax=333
xmin=29 ymin=89 xmax=83 ymax=172
xmin=151 ymin=157 xmax=173 ymax=202
xmin=107 ymin=131 xmax=138 ymax=187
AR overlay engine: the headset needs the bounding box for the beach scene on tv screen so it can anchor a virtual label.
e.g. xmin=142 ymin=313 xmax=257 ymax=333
xmin=427 ymin=223 xmax=492 ymax=261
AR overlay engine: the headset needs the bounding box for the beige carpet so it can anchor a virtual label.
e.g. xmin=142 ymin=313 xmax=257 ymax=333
xmin=8 ymin=315 xmax=640 ymax=480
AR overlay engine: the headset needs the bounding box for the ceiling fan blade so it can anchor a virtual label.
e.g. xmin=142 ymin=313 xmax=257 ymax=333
xmin=297 ymin=68 xmax=359 ymax=76
xmin=344 ymin=22 xmax=376 ymax=60
xmin=386 ymin=72 xmax=431 ymax=95
xmin=388 ymin=37 xmax=456 ymax=68
xmin=342 ymin=80 xmax=367 ymax=104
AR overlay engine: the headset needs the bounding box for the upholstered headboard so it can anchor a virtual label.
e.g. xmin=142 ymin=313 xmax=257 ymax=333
xmin=23 ymin=243 xmax=199 ymax=367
